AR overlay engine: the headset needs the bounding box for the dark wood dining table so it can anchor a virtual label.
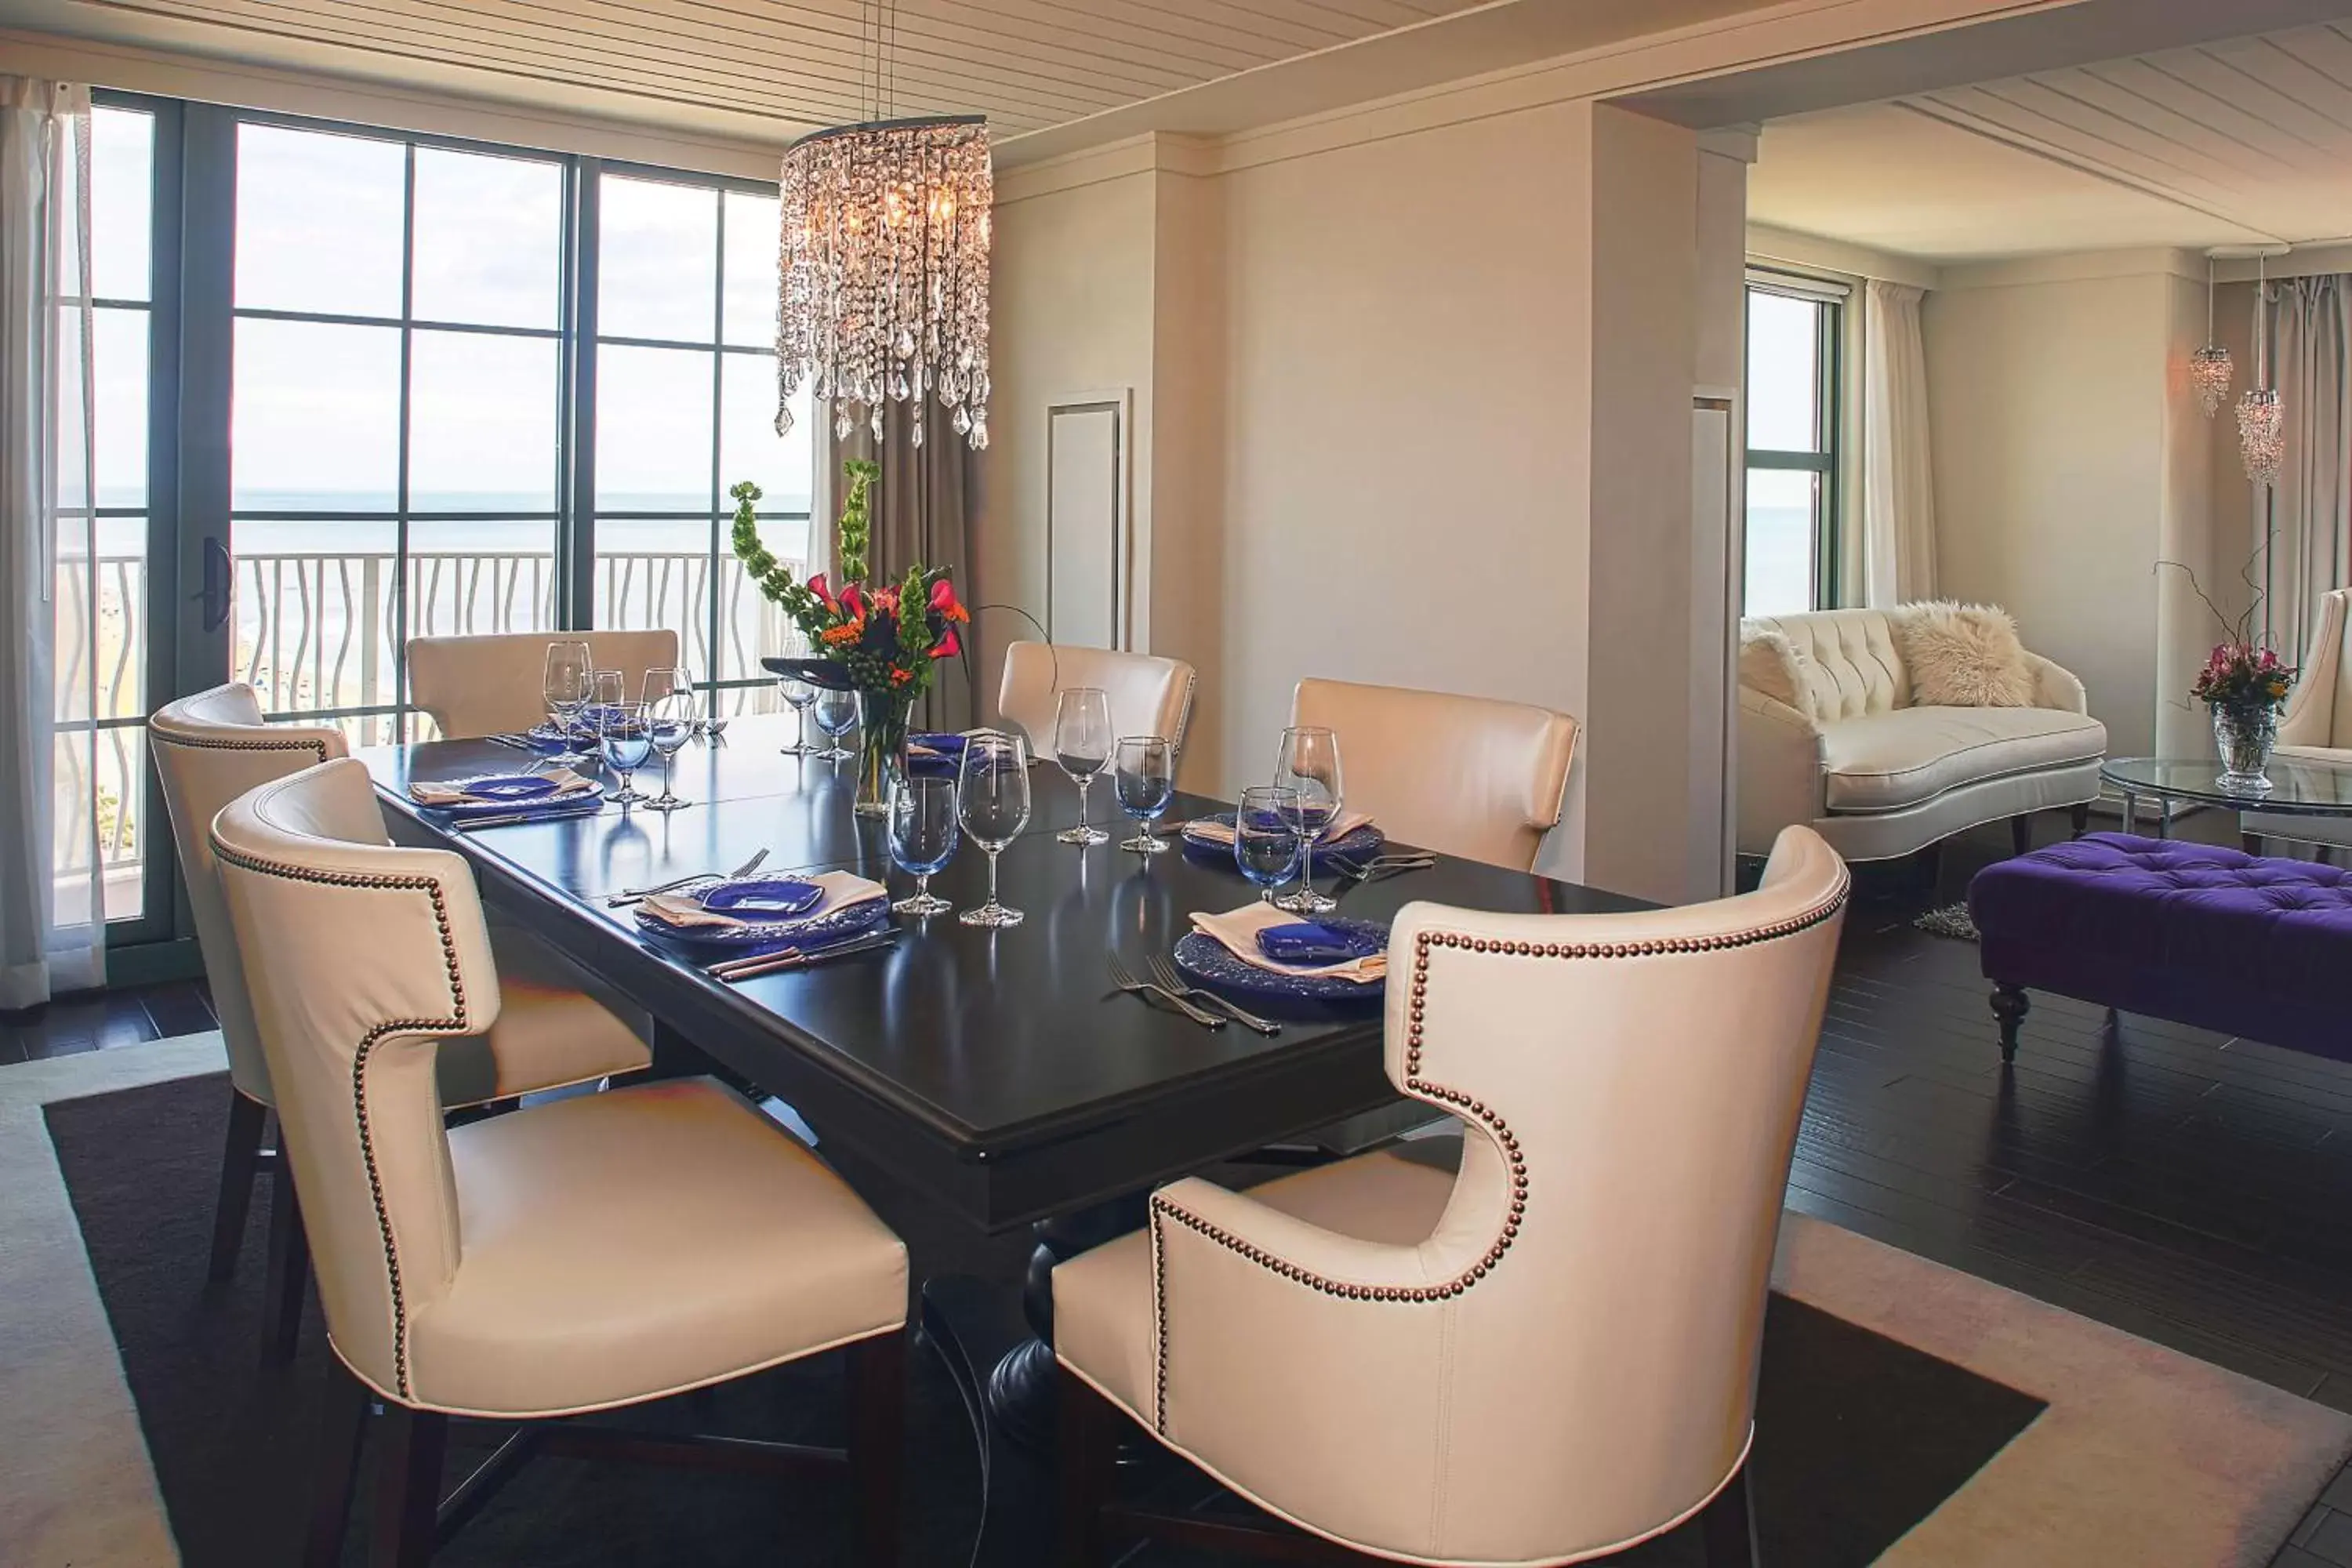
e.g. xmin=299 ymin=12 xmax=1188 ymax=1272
xmin=360 ymin=714 xmax=1646 ymax=1562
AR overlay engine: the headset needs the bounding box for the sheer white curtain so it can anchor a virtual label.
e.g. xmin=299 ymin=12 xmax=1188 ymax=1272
xmin=2263 ymin=275 xmax=2352 ymax=667
xmin=1861 ymin=280 xmax=1938 ymax=608
xmin=0 ymin=78 xmax=101 ymax=1008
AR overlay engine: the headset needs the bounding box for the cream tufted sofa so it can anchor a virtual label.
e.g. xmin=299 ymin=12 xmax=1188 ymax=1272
xmin=1739 ymin=608 xmax=2107 ymax=862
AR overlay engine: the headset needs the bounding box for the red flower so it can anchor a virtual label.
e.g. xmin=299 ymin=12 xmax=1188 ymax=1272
xmin=930 ymin=578 xmax=969 ymax=624
xmin=873 ymin=586 xmax=900 ymax=615
xmin=837 ymin=582 xmax=867 ymax=619
xmin=932 ymin=626 xmax=961 ymax=659
xmin=806 ymin=572 xmax=837 ymax=612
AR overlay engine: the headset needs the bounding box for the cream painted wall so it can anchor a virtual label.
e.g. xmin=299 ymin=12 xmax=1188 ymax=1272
xmin=974 ymin=168 xmax=1158 ymax=729
xmin=1925 ymin=257 xmax=2212 ymax=760
xmin=1214 ymin=100 xmax=1599 ymax=877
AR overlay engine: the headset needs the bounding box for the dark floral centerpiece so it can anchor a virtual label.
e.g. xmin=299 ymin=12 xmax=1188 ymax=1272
xmin=2192 ymin=641 xmax=2295 ymax=794
xmin=733 ymin=459 xmax=967 ymax=813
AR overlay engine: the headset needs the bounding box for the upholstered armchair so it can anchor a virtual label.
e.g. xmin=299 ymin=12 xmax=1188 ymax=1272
xmin=1053 ymin=828 xmax=1849 ymax=1567
xmin=1739 ymin=608 xmax=2105 ymax=862
xmin=406 ymin=628 xmax=681 ymax=739
xmin=149 ymin=684 xmax=650 ymax=1358
xmin=997 ymin=641 xmax=1196 ymax=758
xmin=2245 ymin=588 xmax=2352 ymax=854
xmin=1290 ymin=677 xmax=1579 ymax=872
xmin=210 ymin=758 xmax=909 ymax=1566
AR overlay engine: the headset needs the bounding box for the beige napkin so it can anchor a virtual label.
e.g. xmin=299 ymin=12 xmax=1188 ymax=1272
xmin=1182 ymin=809 xmax=1374 ymax=848
xmin=639 ymin=869 xmax=887 ymax=932
xmin=1189 ymin=901 xmax=1388 ymax=985
xmin=408 ymin=769 xmax=598 ymax=808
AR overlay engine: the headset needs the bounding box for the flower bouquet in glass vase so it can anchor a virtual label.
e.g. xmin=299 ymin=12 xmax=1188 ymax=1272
xmin=733 ymin=460 xmax=967 ymax=815
xmin=2193 ymin=641 xmax=2295 ymax=794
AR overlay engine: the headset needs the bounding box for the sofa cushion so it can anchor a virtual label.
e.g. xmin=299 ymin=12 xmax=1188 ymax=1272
xmin=1890 ymin=601 xmax=2038 ymax=707
xmin=1820 ymin=705 xmax=2107 ymax=813
xmin=1738 ymin=630 xmax=1809 ymax=713
xmin=1744 ymin=609 xmax=1910 ymax=720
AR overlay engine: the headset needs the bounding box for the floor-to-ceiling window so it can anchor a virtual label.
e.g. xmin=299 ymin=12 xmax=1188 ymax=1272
xmin=60 ymin=97 xmax=814 ymax=948
xmin=590 ymin=170 xmax=811 ymax=717
xmin=1744 ymin=274 xmax=1845 ymax=617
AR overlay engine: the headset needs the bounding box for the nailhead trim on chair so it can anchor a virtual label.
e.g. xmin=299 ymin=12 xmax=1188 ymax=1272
xmin=1148 ymin=879 xmax=1850 ymax=1432
xmin=209 ymin=834 xmax=468 ymax=1400
xmin=151 ymin=729 xmax=334 ymax=762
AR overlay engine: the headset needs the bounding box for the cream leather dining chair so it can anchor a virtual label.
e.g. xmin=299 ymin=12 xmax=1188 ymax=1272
xmin=211 ymin=757 xmax=910 ymax=1567
xmin=149 ymin=684 xmax=651 ymax=1358
xmin=1053 ymin=827 xmax=1849 ymax=1568
xmin=1290 ymin=677 xmax=1578 ymax=872
xmin=998 ymin=641 xmax=1196 ymax=757
xmin=406 ymin=628 xmax=681 ymax=739
xmin=2245 ymin=587 xmax=2352 ymax=857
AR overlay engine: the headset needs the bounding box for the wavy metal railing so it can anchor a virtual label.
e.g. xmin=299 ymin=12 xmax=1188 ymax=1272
xmin=49 ymin=547 xmax=802 ymax=891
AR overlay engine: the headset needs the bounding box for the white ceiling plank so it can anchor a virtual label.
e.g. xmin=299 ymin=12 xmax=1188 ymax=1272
xmin=2074 ymin=59 xmax=2343 ymax=173
xmin=2130 ymin=51 xmax=2352 ymax=159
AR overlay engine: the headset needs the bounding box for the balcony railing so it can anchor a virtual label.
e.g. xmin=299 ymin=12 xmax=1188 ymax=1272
xmin=51 ymin=546 xmax=802 ymax=901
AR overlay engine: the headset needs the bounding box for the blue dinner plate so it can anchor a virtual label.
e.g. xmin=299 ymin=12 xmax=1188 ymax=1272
xmin=412 ymin=775 xmax=604 ymax=817
xmin=699 ymin=877 xmax=825 ymax=918
xmin=633 ymin=877 xmax=891 ymax=954
xmin=1178 ymin=812 xmax=1383 ymax=866
xmin=909 ymin=731 xmax=969 ymax=757
xmin=1171 ymin=916 xmax=1390 ymax=1004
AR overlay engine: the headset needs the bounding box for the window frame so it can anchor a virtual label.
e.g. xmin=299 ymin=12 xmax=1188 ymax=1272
xmin=1743 ymin=270 xmax=1846 ymax=614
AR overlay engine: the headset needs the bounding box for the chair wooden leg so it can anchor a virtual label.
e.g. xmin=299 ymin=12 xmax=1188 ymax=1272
xmin=2009 ymin=815 xmax=2033 ymax=858
xmin=845 ymin=1331 xmax=905 ymax=1568
xmin=369 ymin=1403 xmax=448 ymax=1568
xmin=1698 ymin=1462 xmax=1759 ymax=1568
xmin=303 ymin=1361 xmax=372 ymax=1568
xmin=263 ymin=1149 xmax=309 ymax=1363
xmin=2069 ymin=802 xmax=2090 ymax=839
xmin=209 ymin=1089 xmax=269 ymax=1282
xmin=1991 ymin=984 xmax=2029 ymax=1065
xmin=1058 ymin=1368 xmax=1118 ymax=1568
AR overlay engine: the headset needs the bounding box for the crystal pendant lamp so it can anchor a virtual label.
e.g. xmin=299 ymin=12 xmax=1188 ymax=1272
xmin=2238 ymin=252 xmax=2284 ymax=489
xmin=773 ymin=2 xmax=993 ymax=451
xmin=2190 ymin=253 xmax=2233 ymax=418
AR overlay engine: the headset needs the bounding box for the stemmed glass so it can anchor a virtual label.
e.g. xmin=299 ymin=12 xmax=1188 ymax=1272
xmin=1234 ymin=786 xmax=1302 ymax=902
xmin=596 ymin=691 xmax=654 ymax=808
xmin=1051 ymin=688 xmax=1112 ymax=846
xmin=644 ymin=681 xmax=698 ymax=812
xmin=542 ymin=641 xmax=593 ymax=764
xmin=776 ymin=632 xmax=818 ymax=756
xmin=1273 ymin=725 xmax=1343 ymax=914
xmin=1114 ymin=735 xmax=1175 ymax=853
xmin=811 ymin=688 xmax=859 ymax=763
xmin=889 ymin=771 xmax=960 ymax=916
xmin=957 ymin=731 xmax=1032 ymax=927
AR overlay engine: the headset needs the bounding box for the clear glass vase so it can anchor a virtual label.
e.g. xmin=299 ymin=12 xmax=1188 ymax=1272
xmin=855 ymin=691 xmax=910 ymax=818
xmin=2211 ymin=699 xmax=2281 ymax=794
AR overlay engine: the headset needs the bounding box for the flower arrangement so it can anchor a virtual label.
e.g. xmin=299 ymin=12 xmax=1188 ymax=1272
xmin=2190 ymin=642 xmax=2294 ymax=710
xmin=731 ymin=460 xmax=967 ymax=808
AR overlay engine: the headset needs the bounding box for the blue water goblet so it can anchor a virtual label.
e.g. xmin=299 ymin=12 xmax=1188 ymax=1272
xmin=1115 ymin=735 xmax=1175 ymax=854
xmin=1234 ymin=786 xmax=1301 ymax=902
xmin=889 ymin=771 xmax=960 ymax=916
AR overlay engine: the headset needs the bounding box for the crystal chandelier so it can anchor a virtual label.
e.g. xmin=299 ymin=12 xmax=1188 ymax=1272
xmin=2190 ymin=253 xmax=2232 ymax=417
xmin=2238 ymin=251 xmax=2284 ymax=488
xmin=774 ymin=1 xmax=993 ymax=451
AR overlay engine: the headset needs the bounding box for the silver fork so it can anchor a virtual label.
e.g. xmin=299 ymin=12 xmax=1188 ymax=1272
xmin=1148 ymin=954 xmax=1280 ymax=1035
xmin=1328 ymin=853 xmax=1439 ymax=884
xmin=1107 ymin=953 xmax=1225 ymax=1029
xmin=608 ymin=847 xmax=769 ymax=906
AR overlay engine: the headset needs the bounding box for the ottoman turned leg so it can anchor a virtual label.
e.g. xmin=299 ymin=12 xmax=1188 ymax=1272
xmin=2009 ymin=815 xmax=2033 ymax=858
xmin=2069 ymin=802 xmax=2089 ymax=839
xmin=1991 ymin=984 xmax=2029 ymax=1064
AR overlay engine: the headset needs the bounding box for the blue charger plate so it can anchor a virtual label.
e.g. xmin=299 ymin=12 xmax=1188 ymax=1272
xmin=1178 ymin=812 xmax=1383 ymax=867
xmin=412 ymin=775 xmax=604 ymax=818
xmin=1171 ymin=915 xmax=1390 ymax=1003
xmin=633 ymin=877 xmax=891 ymax=954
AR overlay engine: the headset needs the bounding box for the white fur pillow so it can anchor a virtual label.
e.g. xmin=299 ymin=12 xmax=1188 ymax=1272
xmin=1738 ymin=630 xmax=1810 ymax=715
xmin=1892 ymin=601 xmax=2038 ymax=707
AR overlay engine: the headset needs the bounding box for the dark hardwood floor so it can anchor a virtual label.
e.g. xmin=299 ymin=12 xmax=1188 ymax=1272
xmin=13 ymin=815 xmax=2352 ymax=1560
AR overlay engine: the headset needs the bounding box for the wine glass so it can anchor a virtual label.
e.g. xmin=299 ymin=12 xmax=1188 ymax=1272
xmin=1273 ymin=725 xmax=1343 ymax=914
xmin=1113 ymin=735 xmax=1174 ymax=853
xmin=542 ymin=641 xmax=593 ymax=764
xmin=644 ymin=684 xmax=698 ymax=812
xmin=811 ymin=687 xmax=859 ymax=762
xmin=776 ymin=631 xmax=818 ymax=756
xmin=889 ymin=771 xmax=960 ymax=916
xmin=1051 ymin=688 xmax=1112 ymax=847
xmin=1234 ymin=786 xmax=1302 ymax=902
xmin=956 ymin=731 xmax=1032 ymax=927
xmin=597 ymin=695 xmax=653 ymax=808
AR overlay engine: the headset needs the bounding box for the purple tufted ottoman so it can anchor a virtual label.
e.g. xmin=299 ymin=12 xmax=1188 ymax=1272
xmin=1966 ymin=833 xmax=2352 ymax=1062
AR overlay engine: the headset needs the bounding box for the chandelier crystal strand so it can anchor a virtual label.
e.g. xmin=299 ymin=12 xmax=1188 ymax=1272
xmin=2238 ymin=253 xmax=2283 ymax=488
xmin=2190 ymin=253 xmax=2234 ymax=418
xmin=774 ymin=115 xmax=993 ymax=452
